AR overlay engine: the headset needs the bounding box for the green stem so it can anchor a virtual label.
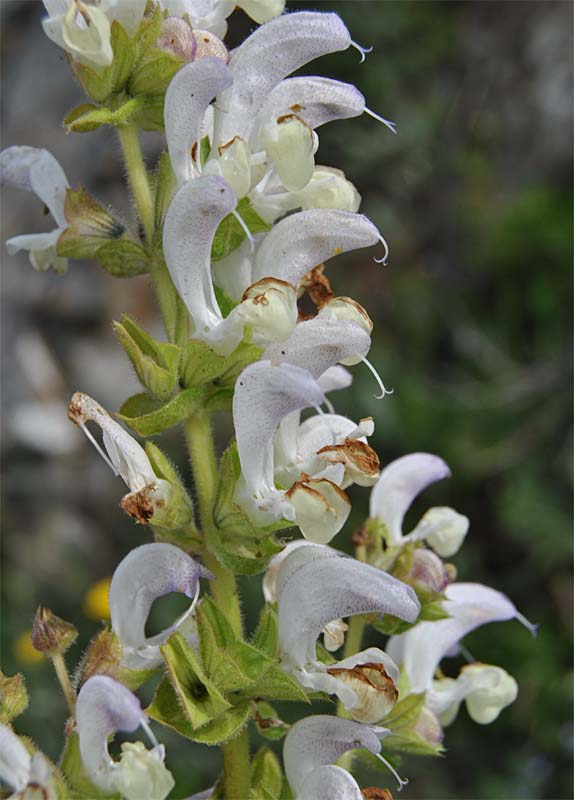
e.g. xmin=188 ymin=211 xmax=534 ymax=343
xmin=117 ymin=124 xmax=155 ymax=244
xmin=51 ymin=652 xmax=75 ymax=715
xmin=183 ymin=411 xmax=250 ymax=799
xmin=149 ymin=256 xmax=181 ymax=344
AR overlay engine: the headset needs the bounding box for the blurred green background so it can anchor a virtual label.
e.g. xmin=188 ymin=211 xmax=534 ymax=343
xmin=1 ymin=1 xmax=572 ymax=798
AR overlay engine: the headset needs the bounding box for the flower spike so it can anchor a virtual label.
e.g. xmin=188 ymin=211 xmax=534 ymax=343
xmin=109 ymin=543 xmax=212 ymax=670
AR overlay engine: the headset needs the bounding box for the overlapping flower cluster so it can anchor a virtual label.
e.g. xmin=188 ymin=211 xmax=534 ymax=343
xmin=0 ymin=3 xmax=534 ymax=799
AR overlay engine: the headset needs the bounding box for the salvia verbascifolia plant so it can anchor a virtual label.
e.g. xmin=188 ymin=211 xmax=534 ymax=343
xmin=0 ymin=2 xmax=536 ymax=798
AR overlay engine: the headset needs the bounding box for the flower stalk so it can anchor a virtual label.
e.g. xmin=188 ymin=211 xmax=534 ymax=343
xmin=184 ymin=411 xmax=250 ymax=799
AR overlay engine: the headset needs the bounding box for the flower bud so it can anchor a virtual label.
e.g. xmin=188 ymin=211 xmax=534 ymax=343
xmin=240 ymin=278 xmax=299 ymax=345
xmin=323 ymin=619 xmax=348 ymax=652
xmin=298 ymin=167 xmax=361 ymax=214
xmin=156 ymin=17 xmax=196 ymax=62
xmin=462 ymin=663 xmax=518 ymax=725
xmin=0 ymin=672 xmax=28 ymax=723
xmin=260 ymin=114 xmax=316 ymax=192
xmin=407 ymin=548 xmax=449 ymax=594
xmin=218 ymin=137 xmax=252 ymax=198
xmin=413 ymin=506 xmax=469 ymax=557
xmin=318 ymin=297 xmax=373 ymax=366
xmin=320 ymin=296 xmax=373 ymax=334
xmin=327 ymin=661 xmax=398 ymax=724
xmin=191 ymin=29 xmax=229 ymax=63
xmin=413 ymin=705 xmax=444 ymax=748
xmin=31 ymin=607 xmax=78 ymax=656
xmin=116 ymin=741 xmax=175 ymax=800
xmin=286 ymin=474 xmax=351 ymax=544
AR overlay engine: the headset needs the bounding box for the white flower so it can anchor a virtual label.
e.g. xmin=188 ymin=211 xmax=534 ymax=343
xmin=163 ymin=175 xmax=298 ymax=356
xmin=233 ymin=360 xmax=329 ymax=530
xmin=68 ymin=392 xmax=172 ymax=523
xmin=387 ymin=581 xmax=536 ymax=726
xmin=41 ymin=0 xmax=147 ymax=68
xmin=263 ymin=541 xmax=348 ymax=651
xmin=263 ymin=297 xmax=392 ymax=400
xmin=0 ymin=146 xmax=69 ymax=274
xmin=163 ymin=170 xmax=383 ymax=356
xmin=369 ymin=452 xmax=470 ymax=555
xmin=275 ymin=412 xmax=379 ymax=491
xmin=163 ymin=12 xmax=394 ymax=222
xmin=284 ymin=715 xmax=407 ymax=798
xmin=0 ymin=723 xmax=54 ymax=799
xmin=76 ymin=676 xmax=174 ymax=799
xmin=109 ymin=543 xmax=212 ymax=670
xmin=233 ymin=361 xmax=375 ymax=542
xmin=432 ymin=664 xmax=519 ymax=727
xmin=276 ymin=544 xmax=419 ymax=720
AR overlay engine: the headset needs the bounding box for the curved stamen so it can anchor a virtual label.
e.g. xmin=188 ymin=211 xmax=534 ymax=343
xmin=324 ymin=397 xmax=335 ymax=414
xmin=373 ymin=234 xmax=390 ymax=266
xmin=516 ymin=610 xmax=538 ymax=637
xmin=375 ymin=752 xmax=409 ymax=791
xmin=459 ymin=644 xmax=476 ymax=663
xmin=360 ymin=356 xmax=394 ymax=400
xmin=173 ymin=580 xmax=200 ymax=633
xmin=350 ymin=40 xmax=373 ymax=63
xmin=364 ymin=107 xmax=397 ymax=135
xmin=140 ymin=718 xmax=160 ymax=750
xmin=78 ymin=421 xmax=118 ymax=475
xmin=232 ymin=210 xmax=255 ymax=252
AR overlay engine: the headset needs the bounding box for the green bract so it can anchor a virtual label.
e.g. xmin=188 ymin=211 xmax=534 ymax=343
xmin=114 ymin=316 xmax=181 ymax=401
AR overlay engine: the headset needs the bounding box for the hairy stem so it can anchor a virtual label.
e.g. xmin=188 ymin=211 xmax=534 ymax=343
xmin=149 ymin=255 xmax=181 ymax=344
xmin=117 ymin=124 xmax=155 ymax=244
xmin=51 ymin=652 xmax=75 ymax=715
xmin=184 ymin=412 xmax=250 ymax=799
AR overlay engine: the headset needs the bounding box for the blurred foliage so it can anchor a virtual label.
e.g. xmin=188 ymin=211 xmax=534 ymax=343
xmin=1 ymin=1 xmax=572 ymax=799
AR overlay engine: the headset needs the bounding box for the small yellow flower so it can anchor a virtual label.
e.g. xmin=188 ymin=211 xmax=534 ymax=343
xmin=83 ymin=577 xmax=111 ymax=621
xmin=15 ymin=630 xmax=44 ymax=665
